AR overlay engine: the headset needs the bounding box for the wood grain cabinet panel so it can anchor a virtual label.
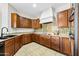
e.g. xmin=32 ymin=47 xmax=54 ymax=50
xmin=44 ymin=37 xmax=50 ymax=48
xmin=14 ymin=36 xmax=21 ymax=53
xmin=59 ymin=37 xmax=63 ymax=52
xmin=5 ymin=38 xmax=14 ymax=56
xmin=32 ymin=19 xmax=42 ymax=29
xmin=62 ymin=37 xmax=74 ymax=55
xmin=11 ymin=13 xmax=20 ymax=28
xmin=50 ymin=36 xmax=60 ymax=51
xmin=31 ymin=34 xmax=36 ymax=42
xmin=34 ymin=34 xmax=40 ymax=43
xmin=20 ymin=17 xmax=32 ymax=28
xmin=57 ymin=10 xmax=68 ymax=28
xmin=22 ymin=34 xmax=32 ymax=44
xmin=39 ymin=36 xmax=45 ymax=45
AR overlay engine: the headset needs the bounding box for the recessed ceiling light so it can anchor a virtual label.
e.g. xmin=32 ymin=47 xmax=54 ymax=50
xmin=33 ymin=3 xmax=37 ymax=8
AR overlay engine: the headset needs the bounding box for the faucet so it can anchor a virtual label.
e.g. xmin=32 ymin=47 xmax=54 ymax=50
xmin=1 ymin=27 xmax=8 ymax=38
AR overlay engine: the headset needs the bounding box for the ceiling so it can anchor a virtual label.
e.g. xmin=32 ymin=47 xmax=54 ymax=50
xmin=10 ymin=3 xmax=69 ymax=18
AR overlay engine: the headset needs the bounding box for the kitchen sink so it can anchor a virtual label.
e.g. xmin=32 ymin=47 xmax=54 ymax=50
xmin=0 ymin=35 xmax=16 ymax=39
xmin=0 ymin=37 xmax=7 ymax=39
xmin=4 ymin=35 xmax=16 ymax=37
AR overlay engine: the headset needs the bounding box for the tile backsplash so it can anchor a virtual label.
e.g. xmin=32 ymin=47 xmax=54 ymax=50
xmin=35 ymin=22 xmax=74 ymax=36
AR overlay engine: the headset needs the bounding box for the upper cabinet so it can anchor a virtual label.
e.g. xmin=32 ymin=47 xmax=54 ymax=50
xmin=11 ymin=13 xmax=20 ymax=28
xmin=11 ymin=13 xmax=42 ymax=29
xmin=57 ymin=10 xmax=68 ymax=28
xmin=68 ymin=8 xmax=74 ymax=27
xmin=20 ymin=17 xmax=32 ymax=28
xmin=11 ymin=13 xmax=32 ymax=28
xmin=32 ymin=19 xmax=42 ymax=29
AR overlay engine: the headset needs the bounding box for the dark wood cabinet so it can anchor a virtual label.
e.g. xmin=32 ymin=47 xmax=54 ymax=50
xmin=39 ymin=35 xmax=50 ymax=48
xmin=62 ymin=37 xmax=74 ymax=55
xmin=11 ymin=13 xmax=20 ymax=28
xmin=57 ymin=10 xmax=68 ymax=28
xmin=5 ymin=38 xmax=15 ymax=56
xmin=32 ymin=19 xmax=42 ymax=29
xmin=34 ymin=34 xmax=40 ymax=43
xmin=43 ymin=36 xmax=50 ymax=48
xmin=14 ymin=36 xmax=21 ymax=53
xmin=59 ymin=37 xmax=63 ymax=52
xmin=3 ymin=33 xmax=74 ymax=56
xmin=39 ymin=35 xmax=45 ymax=45
xmin=11 ymin=13 xmax=32 ymax=28
xmin=31 ymin=34 xmax=36 ymax=42
xmin=20 ymin=17 xmax=32 ymax=28
xmin=22 ymin=34 xmax=32 ymax=44
xmin=50 ymin=36 xmax=60 ymax=51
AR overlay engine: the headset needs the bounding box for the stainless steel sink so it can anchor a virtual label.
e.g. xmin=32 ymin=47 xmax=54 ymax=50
xmin=5 ymin=35 xmax=16 ymax=37
xmin=0 ymin=37 xmax=7 ymax=39
xmin=0 ymin=35 xmax=16 ymax=39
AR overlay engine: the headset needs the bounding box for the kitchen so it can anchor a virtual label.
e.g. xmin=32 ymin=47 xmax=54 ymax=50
xmin=0 ymin=3 xmax=78 ymax=56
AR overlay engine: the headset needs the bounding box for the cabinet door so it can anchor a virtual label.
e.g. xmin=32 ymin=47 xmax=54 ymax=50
xmin=11 ymin=13 xmax=20 ymax=28
xmin=5 ymin=38 xmax=14 ymax=56
xmin=22 ymin=34 xmax=31 ymax=44
xmin=14 ymin=36 xmax=20 ymax=53
xmin=50 ymin=36 xmax=60 ymax=51
xmin=68 ymin=8 xmax=74 ymax=27
xmin=62 ymin=37 xmax=73 ymax=55
xmin=44 ymin=37 xmax=50 ymax=48
xmin=59 ymin=37 xmax=63 ymax=52
xmin=20 ymin=17 xmax=31 ymax=28
xmin=57 ymin=10 xmax=68 ymax=28
xmin=31 ymin=34 xmax=36 ymax=42
xmin=34 ymin=34 xmax=40 ymax=43
xmin=39 ymin=36 xmax=45 ymax=45
xmin=32 ymin=19 xmax=42 ymax=29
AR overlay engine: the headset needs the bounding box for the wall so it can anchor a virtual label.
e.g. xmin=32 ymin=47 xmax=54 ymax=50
xmin=0 ymin=9 xmax=2 ymax=35
xmin=8 ymin=4 xmax=34 ymax=33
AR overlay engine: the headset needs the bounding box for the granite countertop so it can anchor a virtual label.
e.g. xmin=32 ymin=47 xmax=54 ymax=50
xmin=34 ymin=32 xmax=69 ymax=38
xmin=0 ymin=32 xmax=32 ymax=42
xmin=0 ymin=32 xmax=70 ymax=42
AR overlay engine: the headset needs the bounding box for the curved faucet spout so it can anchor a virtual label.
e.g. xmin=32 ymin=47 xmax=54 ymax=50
xmin=1 ymin=27 xmax=8 ymax=37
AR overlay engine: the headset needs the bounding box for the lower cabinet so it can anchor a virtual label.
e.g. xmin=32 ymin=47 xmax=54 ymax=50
xmin=50 ymin=36 xmax=60 ymax=51
xmin=34 ymin=34 xmax=40 ymax=43
xmin=4 ymin=35 xmax=23 ymax=56
xmin=22 ymin=34 xmax=32 ymax=45
xmin=14 ymin=36 xmax=21 ymax=53
xmin=39 ymin=36 xmax=45 ymax=45
xmin=62 ymin=37 xmax=74 ymax=56
xmin=5 ymin=38 xmax=15 ymax=56
xmin=59 ymin=37 xmax=63 ymax=52
xmin=4 ymin=34 xmax=74 ymax=56
xmin=44 ymin=37 xmax=50 ymax=48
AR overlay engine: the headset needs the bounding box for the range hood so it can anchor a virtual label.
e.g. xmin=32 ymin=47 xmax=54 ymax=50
xmin=39 ymin=7 xmax=54 ymax=24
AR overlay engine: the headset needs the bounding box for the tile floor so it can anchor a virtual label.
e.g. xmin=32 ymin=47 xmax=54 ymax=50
xmin=14 ymin=42 xmax=66 ymax=56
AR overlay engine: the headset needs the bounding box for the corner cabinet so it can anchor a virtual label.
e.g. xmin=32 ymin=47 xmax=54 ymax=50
xmin=32 ymin=19 xmax=42 ymax=29
xmin=57 ymin=10 xmax=68 ymax=28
